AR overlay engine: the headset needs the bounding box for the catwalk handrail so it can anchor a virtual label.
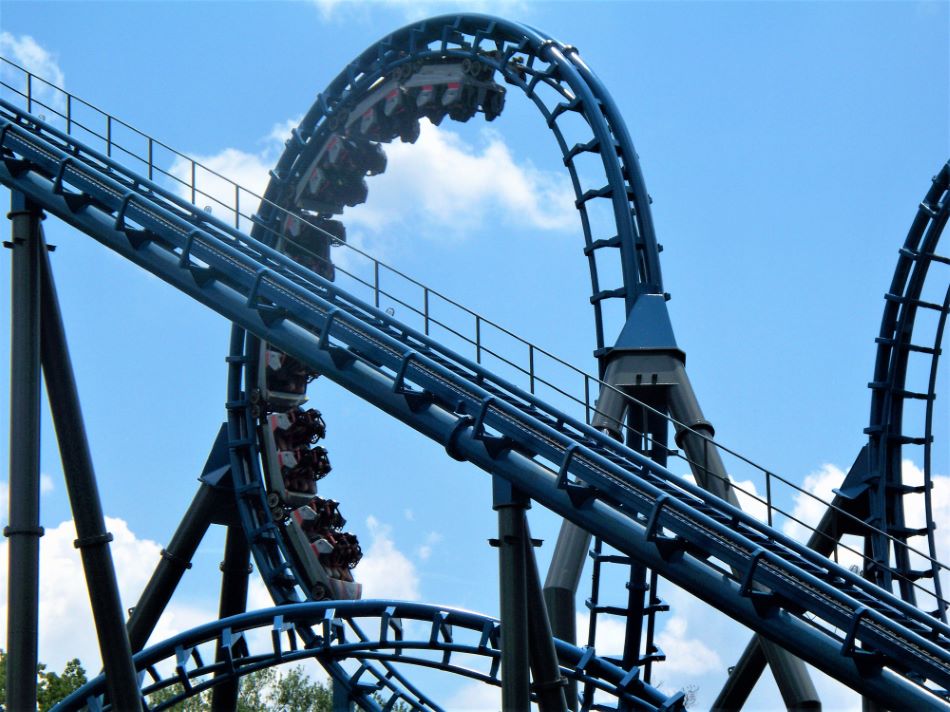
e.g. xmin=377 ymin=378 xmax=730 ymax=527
xmin=0 ymin=65 xmax=943 ymax=607
xmin=2 ymin=106 xmax=950 ymax=705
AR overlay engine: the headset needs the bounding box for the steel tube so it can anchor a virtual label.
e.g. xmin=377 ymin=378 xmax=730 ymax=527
xmin=5 ymin=191 xmax=43 ymax=712
xmin=524 ymin=520 xmax=568 ymax=712
xmin=126 ymin=484 xmax=217 ymax=652
xmin=495 ymin=479 xmax=531 ymax=710
xmin=543 ymin=519 xmax=590 ymax=711
xmin=211 ymin=525 xmax=251 ymax=711
xmin=39 ymin=242 xmax=143 ymax=712
xmin=665 ymin=359 xmax=820 ymax=711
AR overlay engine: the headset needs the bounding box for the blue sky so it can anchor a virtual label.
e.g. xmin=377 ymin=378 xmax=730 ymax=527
xmin=0 ymin=1 xmax=947 ymax=710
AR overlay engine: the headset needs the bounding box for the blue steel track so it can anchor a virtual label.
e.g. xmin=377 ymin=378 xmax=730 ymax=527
xmin=3 ymin=101 xmax=950 ymax=709
xmin=231 ymin=12 xmax=669 ymax=621
xmin=1 ymin=12 xmax=949 ymax=711
xmin=55 ymin=602 xmax=680 ymax=711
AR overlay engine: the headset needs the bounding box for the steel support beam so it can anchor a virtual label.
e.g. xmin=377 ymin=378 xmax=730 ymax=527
xmin=595 ymin=351 xmax=821 ymax=711
xmin=127 ymin=483 xmax=218 ymax=652
xmin=543 ymin=520 xmax=590 ymax=711
xmin=39 ymin=238 xmax=143 ymax=712
xmin=668 ymin=364 xmax=820 ymax=711
xmin=524 ymin=520 xmax=568 ymax=712
xmin=211 ymin=525 xmax=252 ymax=712
xmin=495 ymin=477 xmax=531 ymax=710
xmin=622 ymin=561 xmax=648 ymax=664
xmin=545 ymin=387 xmax=668 ymax=711
xmin=4 ymin=191 xmax=43 ymax=712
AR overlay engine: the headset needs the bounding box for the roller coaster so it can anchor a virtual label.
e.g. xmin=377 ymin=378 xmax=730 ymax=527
xmin=1 ymin=13 xmax=948 ymax=712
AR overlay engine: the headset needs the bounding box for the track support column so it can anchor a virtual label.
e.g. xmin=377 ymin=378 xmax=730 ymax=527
xmin=127 ymin=483 xmax=218 ymax=652
xmin=494 ymin=476 xmax=531 ymax=710
xmin=543 ymin=520 xmax=590 ymax=711
xmin=39 ymin=236 xmax=143 ymax=712
xmin=594 ymin=343 xmax=820 ymax=711
xmin=524 ymin=521 xmax=568 ymax=711
xmin=5 ymin=191 xmax=44 ymax=712
xmin=211 ymin=524 xmax=252 ymax=711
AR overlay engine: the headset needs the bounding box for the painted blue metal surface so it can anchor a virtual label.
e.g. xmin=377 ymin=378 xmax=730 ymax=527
xmin=52 ymin=601 xmax=681 ymax=711
xmin=864 ymin=161 xmax=950 ymax=613
xmin=610 ymin=295 xmax=678 ymax=353
xmin=252 ymin=13 xmax=662 ymax=361
xmin=230 ymin=12 xmax=673 ymax=628
xmin=2 ymin=104 xmax=949 ymax=708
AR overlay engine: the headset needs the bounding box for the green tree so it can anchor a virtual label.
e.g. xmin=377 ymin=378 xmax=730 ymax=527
xmin=37 ymin=658 xmax=88 ymax=711
xmin=0 ymin=650 xmax=88 ymax=711
xmin=0 ymin=652 xmax=406 ymax=712
xmin=145 ymin=664 xmax=334 ymax=711
xmin=267 ymin=665 xmax=332 ymax=712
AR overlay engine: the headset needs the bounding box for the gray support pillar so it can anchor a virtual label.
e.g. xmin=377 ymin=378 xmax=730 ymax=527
xmin=594 ymin=352 xmax=820 ymax=711
xmin=524 ymin=521 xmax=568 ymax=712
xmin=543 ymin=520 xmax=590 ymax=711
xmin=39 ymin=238 xmax=143 ymax=712
xmin=127 ymin=484 xmax=217 ymax=652
xmin=494 ymin=476 xmax=531 ymax=711
xmin=211 ymin=525 xmax=252 ymax=712
xmin=5 ymin=192 xmax=43 ymax=712
xmin=665 ymin=359 xmax=820 ymax=711
xmin=544 ymin=425 xmax=621 ymax=710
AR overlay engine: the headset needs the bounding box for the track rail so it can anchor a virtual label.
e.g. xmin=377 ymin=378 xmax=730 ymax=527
xmin=3 ymin=102 xmax=950 ymax=707
xmin=255 ymin=13 xmax=662 ymax=360
xmin=4 ymin=58 xmax=941 ymax=614
xmin=866 ymin=161 xmax=950 ymax=613
xmin=52 ymin=602 xmax=681 ymax=712
xmin=220 ymin=11 xmax=950 ymax=627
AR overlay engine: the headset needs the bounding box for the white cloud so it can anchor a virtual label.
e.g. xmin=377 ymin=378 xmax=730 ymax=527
xmin=782 ymin=463 xmax=846 ymax=542
xmin=267 ymin=116 xmax=303 ymax=147
xmin=417 ymin=531 xmax=443 ymax=561
xmin=40 ymin=473 xmax=54 ymax=494
xmin=729 ymin=477 xmax=769 ymax=523
xmin=346 ymin=122 xmax=575 ymax=239
xmin=0 ymin=516 xmax=217 ymax=672
xmin=168 ymin=117 xmax=575 ymax=259
xmin=654 ymin=616 xmax=721 ymax=676
xmin=166 ymin=116 xmax=302 ymax=233
xmin=576 ymin=611 xmax=719 ymax=677
xmin=357 ymin=515 xmax=420 ymax=600
xmin=0 ymin=33 xmax=65 ymax=113
xmin=443 ymin=678 xmax=501 ymax=711
xmin=168 ymin=146 xmax=274 ymax=232
xmin=576 ymin=611 xmax=624 ymax=656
